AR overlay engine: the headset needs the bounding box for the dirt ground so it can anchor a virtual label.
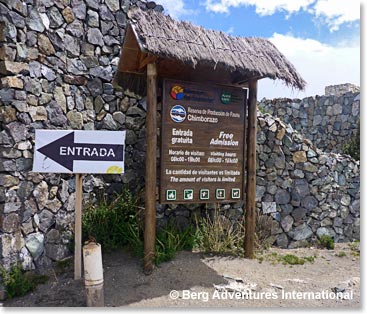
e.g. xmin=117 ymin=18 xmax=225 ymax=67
xmin=2 ymin=243 xmax=360 ymax=308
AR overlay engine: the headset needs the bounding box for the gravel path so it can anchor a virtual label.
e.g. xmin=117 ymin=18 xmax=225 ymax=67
xmin=3 ymin=243 xmax=360 ymax=308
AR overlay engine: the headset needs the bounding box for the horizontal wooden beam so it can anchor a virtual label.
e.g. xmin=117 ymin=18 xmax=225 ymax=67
xmin=139 ymin=54 xmax=158 ymax=70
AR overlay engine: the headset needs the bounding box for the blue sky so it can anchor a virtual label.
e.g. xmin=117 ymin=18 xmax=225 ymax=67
xmin=156 ymin=0 xmax=360 ymax=99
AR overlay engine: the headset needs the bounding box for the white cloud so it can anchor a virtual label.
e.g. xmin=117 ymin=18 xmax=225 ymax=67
xmin=204 ymin=0 xmax=314 ymax=15
xmin=204 ymin=0 xmax=360 ymax=32
xmin=157 ymin=0 xmax=194 ymax=18
xmin=258 ymin=33 xmax=360 ymax=99
xmin=311 ymin=0 xmax=360 ymax=32
xmin=226 ymin=26 xmax=235 ymax=34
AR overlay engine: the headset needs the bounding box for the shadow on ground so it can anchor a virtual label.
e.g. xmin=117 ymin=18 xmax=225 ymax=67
xmin=103 ymin=249 xmax=226 ymax=306
xmin=4 ymin=249 xmax=225 ymax=307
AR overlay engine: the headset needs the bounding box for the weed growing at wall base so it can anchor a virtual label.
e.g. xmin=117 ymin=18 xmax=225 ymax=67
xmin=343 ymin=121 xmax=360 ymax=160
xmin=82 ymin=190 xmax=196 ymax=265
xmin=82 ymin=189 xmax=140 ymax=252
xmin=194 ymin=210 xmax=244 ymax=255
xmin=318 ymin=235 xmax=335 ymax=250
xmin=0 ymin=265 xmax=48 ymax=299
xmin=125 ymin=221 xmax=196 ymax=265
xmin=155 ymin=224 xmax=196 ymax=264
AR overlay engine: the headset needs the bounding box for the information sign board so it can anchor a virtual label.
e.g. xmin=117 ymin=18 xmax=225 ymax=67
xmin=160 ymin=80 xmax=246 ymax=203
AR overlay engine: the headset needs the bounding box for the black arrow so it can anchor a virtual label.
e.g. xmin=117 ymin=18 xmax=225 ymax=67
xmin=38 ymin=132 xmax=124 ymax=171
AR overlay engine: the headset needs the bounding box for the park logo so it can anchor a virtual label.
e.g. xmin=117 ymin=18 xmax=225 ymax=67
xmin=221 ymin=91 xmax=232 ymax=104
xmin=170 ymin=105 xmax=187 ymax=123
xmin=170 ymin=85 xmax=185 ymax=100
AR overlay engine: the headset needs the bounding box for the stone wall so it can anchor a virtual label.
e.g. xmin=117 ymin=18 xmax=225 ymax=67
xmin=259 ymin=91 xmax=360 ymax=153
xmin=325 ymin=83 xmax=360 ymax=96
xmin=0 ymin=0 xmax=163 ymax=270
xmin=0 ymin=0 xmax=360 ymax=272
xmin=256 ymin=112 xmax=360 ymax=248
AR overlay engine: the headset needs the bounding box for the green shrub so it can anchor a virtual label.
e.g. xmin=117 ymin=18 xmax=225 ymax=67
xmin=0 ymin=265 xmax=48 ymax=299
xmin=155 ymin=224 xmax=196 ymax=264
xmin=82 ymin=189 xmax=140 ymax=252
xmin=319 ymin=235 xmax=335 ymax=250
xmin=125 ymin=221 xmax=144 ymax=258
xmin=124 ymin=222 xmax=196 ymax=265
xmin=343 ymin=121 xmax=360 ymax=160
xmin=194 ymin=210 xmax=244 ymax=255
xmin=83 ymin=189 xmax=196 ymax=265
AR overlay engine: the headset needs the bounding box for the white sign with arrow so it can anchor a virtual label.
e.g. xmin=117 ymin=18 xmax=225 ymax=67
xmin=33 ymin=129 xmax=126 ymax=280
xmin=33 ymin=130 xmax=126 ymax=174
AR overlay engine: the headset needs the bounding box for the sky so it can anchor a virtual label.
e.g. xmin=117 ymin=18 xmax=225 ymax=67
xmin=155 ymin=0 xmax=361 ymax=100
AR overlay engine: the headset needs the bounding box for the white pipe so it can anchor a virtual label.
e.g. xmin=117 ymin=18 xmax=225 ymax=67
xmin=83 ymin=241 xmax=104 ymax=306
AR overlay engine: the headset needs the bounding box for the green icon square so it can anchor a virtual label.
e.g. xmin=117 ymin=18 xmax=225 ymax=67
xmin=166 ymin=190 xmax=176 ymax=201
xmin=216 ymin=189 xmax=225 ymax=199
xmin=184 ymin=189 xmax=194 ymax=200
xmin=232 ymin=188 xmax=241 ymax=199
xmin=200 ymin=189 xmax=210 ymax=200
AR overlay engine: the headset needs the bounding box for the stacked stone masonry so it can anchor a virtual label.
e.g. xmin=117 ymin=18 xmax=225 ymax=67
xmin=255 ymin=112 xmax=359 ymax=249
xmin=0 ymin=0 xmax=360 ymax=271
xmin=259 ymin=90 xmax=360 ymax=153
xmin=325 ymin=83 xmax=360 ymax=96
xmin=0 ymin=0 xmax=164 ymax=270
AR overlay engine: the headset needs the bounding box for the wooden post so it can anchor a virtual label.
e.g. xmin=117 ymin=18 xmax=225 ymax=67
xmin=74 ymin=173 xmax=83 ymax=279
xmin=244 ymin=79 xmax=257 ymax=259
xmin=144 ymin=62 xmax=157 ymax=274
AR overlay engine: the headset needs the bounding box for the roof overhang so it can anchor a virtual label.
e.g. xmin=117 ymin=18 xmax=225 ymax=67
xmin=113 ymin=7 xmax=306 ymax=95
xmin=113 ymin=25 xmax=256 ymax=95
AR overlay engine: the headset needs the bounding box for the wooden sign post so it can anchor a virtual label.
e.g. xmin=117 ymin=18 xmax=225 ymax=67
xmin=244 ymin=79 xmax=257 ymax=259
xmin=33 ymin=130 xmax=126 ymax=279
xmin=74 ymin=173 xmax=83 ymax=279
xmin=144 ymin=63 xmax=158 ymax=274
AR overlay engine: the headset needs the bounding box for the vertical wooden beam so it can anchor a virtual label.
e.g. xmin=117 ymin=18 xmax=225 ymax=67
xmin=74 ymin=173 xmax=83 ymax=279
xmin=144 ymin=63 xmax=157 ymax=274
xmin=244 ymin=79 xmax=257 ymax=259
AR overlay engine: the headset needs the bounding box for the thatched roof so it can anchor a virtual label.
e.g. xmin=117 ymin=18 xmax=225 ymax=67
xmin=123 ymin=7 xmax=306 ymax=90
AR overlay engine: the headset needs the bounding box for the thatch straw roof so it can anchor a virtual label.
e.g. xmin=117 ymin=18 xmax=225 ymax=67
xmin=124 ymin=7 xmax=306 ymax=90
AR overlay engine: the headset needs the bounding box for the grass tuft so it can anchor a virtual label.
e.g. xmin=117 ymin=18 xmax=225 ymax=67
xmin=194 ymin=209 xmax=244 ymax=256
xmin=257 ymin=252 xmax=316 ymax=265
xmin=336 ymin=251 xmax=347 ymax=257
xmin=82 ymin=189 xmax=140 ymax=252
xmin=0 ymin=265 xmax=48 ymax=299
xmin=318 ymin=235 xmax=335 ymax=250
xmin=82 ymin=189 xmax=196 ymax=265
